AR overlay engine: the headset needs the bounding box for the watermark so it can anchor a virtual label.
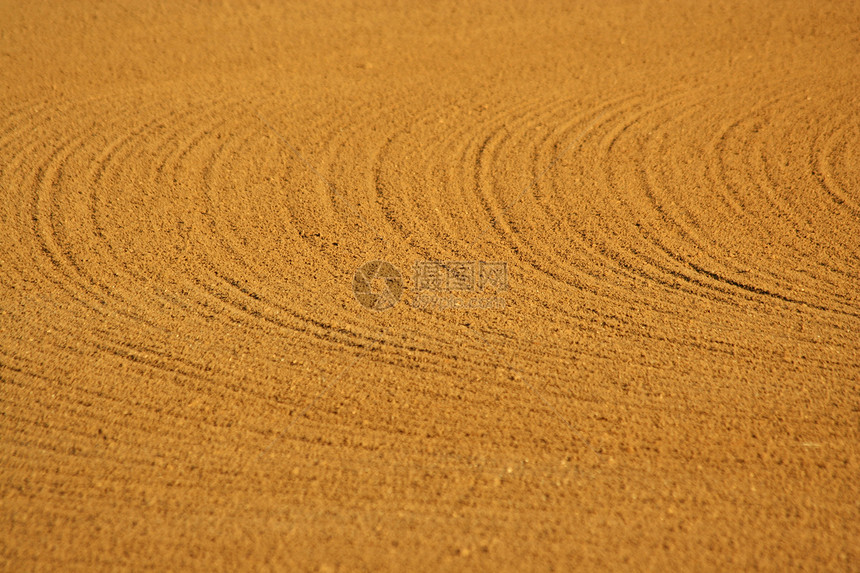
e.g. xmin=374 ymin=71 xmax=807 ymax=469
xmin=411 ymin=292 xmax=506 ymax=310
xmin=352 ymin=260 xmax=508 ymax=311
xmin=352 ymin=260 xmax=404 ymax=311
xmin=413 ymin=260 xmax=508 ymax=292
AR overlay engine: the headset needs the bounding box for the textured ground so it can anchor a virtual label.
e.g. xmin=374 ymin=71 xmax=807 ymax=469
xmin=1 ymin=0 xmax=858 ymax=570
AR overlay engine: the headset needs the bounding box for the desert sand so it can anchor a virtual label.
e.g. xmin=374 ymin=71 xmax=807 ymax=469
xmin=1 ymin=0 xmax=858 ymax=570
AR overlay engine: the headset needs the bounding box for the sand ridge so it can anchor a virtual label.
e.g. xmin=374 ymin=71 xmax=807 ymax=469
xmin=1 ymin=0 xmax=858 ymax=570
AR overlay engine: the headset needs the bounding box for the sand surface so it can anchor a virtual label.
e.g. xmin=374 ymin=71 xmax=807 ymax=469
xmin=1 ymin=1 xmax=859 ymax=570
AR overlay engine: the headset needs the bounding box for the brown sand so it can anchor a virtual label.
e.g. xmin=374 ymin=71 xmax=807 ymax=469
xmin=1 ymin=1 xmax=858 ymax=570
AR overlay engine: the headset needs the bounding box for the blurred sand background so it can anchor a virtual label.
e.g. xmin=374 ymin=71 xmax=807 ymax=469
xmin=1 ymin=0 xmax=858 ymax=570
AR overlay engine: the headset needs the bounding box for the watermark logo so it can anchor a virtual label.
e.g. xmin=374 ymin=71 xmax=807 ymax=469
xmin=352 ymin=260 xmax=404 ymax=311
xmin=353 ymin=260 xmax=508 ymax=311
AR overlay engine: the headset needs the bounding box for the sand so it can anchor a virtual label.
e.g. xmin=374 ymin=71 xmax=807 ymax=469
xmin=1 ymin=0 xmax=858 ymax=570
